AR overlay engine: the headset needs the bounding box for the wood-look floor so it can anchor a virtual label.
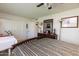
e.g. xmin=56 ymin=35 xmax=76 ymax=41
xmin=13 ymin=38 xmax=79 ymax=56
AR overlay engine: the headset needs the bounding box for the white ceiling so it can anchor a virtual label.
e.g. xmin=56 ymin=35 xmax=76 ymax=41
xmin=0 ymin=3 xmax=79 ymax=19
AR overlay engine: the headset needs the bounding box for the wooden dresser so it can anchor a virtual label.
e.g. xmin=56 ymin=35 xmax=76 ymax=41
xmin=38 ymin=33 xmax=57 ymax=39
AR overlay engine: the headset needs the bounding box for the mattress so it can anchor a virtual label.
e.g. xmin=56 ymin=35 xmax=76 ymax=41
xmin=0 ymin=36 xmax=17 ymax=51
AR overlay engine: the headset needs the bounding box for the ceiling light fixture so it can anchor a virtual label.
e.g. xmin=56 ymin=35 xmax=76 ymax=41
xmin=37 ymin=3 xmax=53 ymax=10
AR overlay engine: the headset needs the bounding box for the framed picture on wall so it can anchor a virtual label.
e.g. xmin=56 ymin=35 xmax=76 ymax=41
xmin=61 ymin=16 xmax=78 ymax=28
xmin=46 ymin=23 xmax=50 ymax=28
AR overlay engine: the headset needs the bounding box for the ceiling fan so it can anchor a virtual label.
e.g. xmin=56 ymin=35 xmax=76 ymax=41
xmin=36 ymin=3 xmax=53 ymax=10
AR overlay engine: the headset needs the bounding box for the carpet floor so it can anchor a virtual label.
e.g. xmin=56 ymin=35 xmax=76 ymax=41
xmin=12 ymin=38 xmax=79 ymax=56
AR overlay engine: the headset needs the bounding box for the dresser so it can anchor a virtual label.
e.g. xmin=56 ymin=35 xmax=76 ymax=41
xmin=38 ymin=33 xmax=57 ymax=39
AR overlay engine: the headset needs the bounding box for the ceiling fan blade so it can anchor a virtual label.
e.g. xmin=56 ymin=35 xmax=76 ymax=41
xmin=37 ymin=3 xmax=44 ymax=7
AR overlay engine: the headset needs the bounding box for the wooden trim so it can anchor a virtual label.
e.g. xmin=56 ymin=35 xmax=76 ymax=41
xmin=12 ymin=37 xmax=38 ymax=49
xmin=61 ymin=16 xmax=78 ymax=19
xmin=61 ymin=16 xmax=78 ymax=28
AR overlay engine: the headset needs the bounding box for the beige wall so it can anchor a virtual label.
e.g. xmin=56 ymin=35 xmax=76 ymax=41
xmin=0 ymin=13 xmax=37 ymax=42
xmin=38 ymin=8 xmax=79 ymax=45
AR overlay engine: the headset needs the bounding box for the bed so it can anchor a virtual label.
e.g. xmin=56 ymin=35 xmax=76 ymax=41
xmin=0 ymin=36 xmax=17 ymax=56
xmin=13 ymin=38 xmax=79 ymax=56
